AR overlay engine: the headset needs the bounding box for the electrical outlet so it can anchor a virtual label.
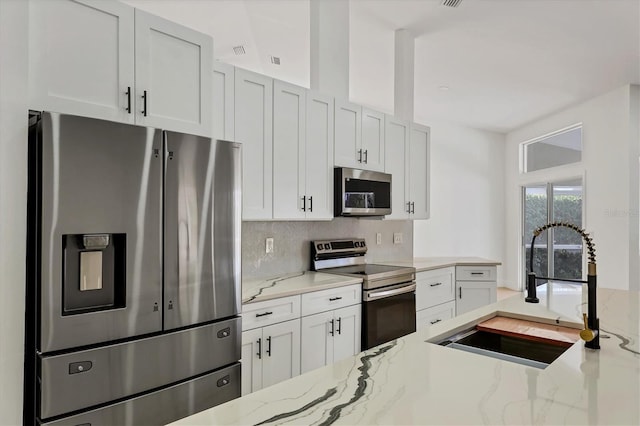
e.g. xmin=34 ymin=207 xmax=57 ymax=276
xmin=376 ymin=233 xmax=382 ymax=245
xmin=393 ymin=233 xmax=403 ymax=244
xmin=265 ymin=237 xmax=274 ymax=253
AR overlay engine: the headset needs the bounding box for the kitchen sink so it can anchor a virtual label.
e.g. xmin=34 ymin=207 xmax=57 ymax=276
xmin=430 ymin=316 xmax=580 ymax=369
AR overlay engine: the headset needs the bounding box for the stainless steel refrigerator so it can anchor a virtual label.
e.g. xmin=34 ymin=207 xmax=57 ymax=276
xmin=24 ymin=112 xmax=242 ymax=425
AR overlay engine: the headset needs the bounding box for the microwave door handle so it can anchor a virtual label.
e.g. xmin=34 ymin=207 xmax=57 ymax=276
xmin=365 ymin=283 xmax=416 ymax=302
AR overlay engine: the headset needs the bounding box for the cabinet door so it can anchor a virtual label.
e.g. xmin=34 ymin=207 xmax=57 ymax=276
xmin=235 ymin=68 xmax=273 ymax=220
xmin=361 ymin=109 xmax=385 ymax=172
xmin=334 ymin=100 xmax=362 ymax=169
xmin=213 ymin=62 xmax=235 ymax=140
xmin=300 ymin=311 xmax=334 ymax=374
xmin=305 ymin=91 xmax=334 ymax=220
xmin=333 ymin=305 xmax=361 ymax=363
xmin=409 ymin=123 xmax=430 ymax=219
xmin=384 ymin=115 xmax=410 ymax=219
xmin=134 ymin=9 xmax=213 ymax=136
xmin=273 ymin=80 xmax=306 ymax=220
xmin=261 ymin=319 xmax=301 ymax=389
xmin=455 ymin=282 xmax=497 ymax=316
xmin=241 ymin=329 xmax=263 ymax=396
xmin=415 ymin=267 xmax=455 ymax=311
xmin=29 ymin=0 xmax=135 ymax=123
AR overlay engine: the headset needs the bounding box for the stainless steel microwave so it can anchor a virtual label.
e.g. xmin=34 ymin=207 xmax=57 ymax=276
xmin=334 ymin=167 xmax=392 ymax=217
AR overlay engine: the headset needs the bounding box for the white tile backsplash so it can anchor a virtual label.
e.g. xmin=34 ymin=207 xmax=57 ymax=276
xmin=242 ymin=218 xmax=413 ymax=279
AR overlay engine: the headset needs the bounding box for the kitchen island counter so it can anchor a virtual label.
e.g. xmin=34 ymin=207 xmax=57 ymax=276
xmin=380 ymin=256 xmax=501 ymax=272
xmin=174 ymin=285 xmax=639 ymax=425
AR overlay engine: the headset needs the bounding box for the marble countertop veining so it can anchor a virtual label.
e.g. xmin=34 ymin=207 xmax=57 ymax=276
xmin=379 ymin=256 xmax=502 ymax=272
xmin=172 ymin=284 xmax=640 ymax=425
xmin=242 ymin=271 xmax=363 ymax=304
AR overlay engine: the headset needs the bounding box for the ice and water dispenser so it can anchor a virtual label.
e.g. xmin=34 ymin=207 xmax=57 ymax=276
xmin=62 ymin=233 xmax=126 ymax=314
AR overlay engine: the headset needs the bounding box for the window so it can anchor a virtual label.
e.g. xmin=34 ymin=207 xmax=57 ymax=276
xmin=522 ymin=125 xmax=582 ymax=173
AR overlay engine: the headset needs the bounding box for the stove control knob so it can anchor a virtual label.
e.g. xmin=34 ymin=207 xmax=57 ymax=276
xmin=361 ymin=241 xmax=366 ymax=247
xmin=324 ymin=243 xmax=331 ymax=250
xmin=316 ymin=244 xmax=323 ymax=251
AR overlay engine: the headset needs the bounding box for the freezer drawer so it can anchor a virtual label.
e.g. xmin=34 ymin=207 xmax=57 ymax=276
xmin=39 ymin=317 xmax=240 ymax=419
xmin=40 ymin=363 xmax=240 ymax=426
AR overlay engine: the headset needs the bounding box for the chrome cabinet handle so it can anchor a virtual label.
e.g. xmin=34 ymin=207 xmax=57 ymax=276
xmin=459 ymin=287 xmax=462 ymax=298
xmin=255 ymin=311 xmax=273 ymax=318
xmin=430 ymin=319 xmax=442 ymax=325
xmin=363 ymin=149 xmax=368 ymax=163
xmin=471 ymin=272 xmax=484 ymax=276
xmin=329 ymin=296 xmax=342 ymax=301
xmin=266 ymin=336 xmax=272 ymax=357
xmin=337 ymin=317 xmax=342 ymax=335
xmin=406 ymin=202 xmax=411 ymax=213
xmin=125 ymin=87 xmax=131 ymax=113
xmin=301 ymin=195 xmax=306 ymax=212
xmin=357 ymin=149 xmax=363 ymax=163
xmin=141 ymin=90 xmax=148 ymax=116
xmin=329 ymin=319 xmax=335 ymax=336
xmin=308 ymin=196 xmax=313 ymax=212
xmin=411 ymin=202 xmax=415 ymax=214
xmin=257 ymin=338 xmax=262 ymax=359
xmin=430 ymin=282 xmax=443 ymax=287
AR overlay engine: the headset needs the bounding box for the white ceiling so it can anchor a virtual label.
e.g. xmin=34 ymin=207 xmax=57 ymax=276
xmin=123 ymin=0 xmax=640 ymax=133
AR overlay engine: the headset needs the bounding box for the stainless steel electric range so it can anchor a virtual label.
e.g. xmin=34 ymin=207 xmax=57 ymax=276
xmin=311 ymin=238 xmax=417 ymax=350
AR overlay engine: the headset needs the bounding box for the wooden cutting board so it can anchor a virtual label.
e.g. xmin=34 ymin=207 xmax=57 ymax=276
xmin=477 ymin=316 xmax=580 ymax=348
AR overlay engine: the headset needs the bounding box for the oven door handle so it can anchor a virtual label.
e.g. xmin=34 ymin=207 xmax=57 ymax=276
xmin=364 ymin=282 xmax=416 ymax=302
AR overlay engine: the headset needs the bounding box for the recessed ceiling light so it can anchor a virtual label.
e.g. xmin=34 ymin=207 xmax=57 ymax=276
xmin=439 ymin=85 xmax=450 ymax=91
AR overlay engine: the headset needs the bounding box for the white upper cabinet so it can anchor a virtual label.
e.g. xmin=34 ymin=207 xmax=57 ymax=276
xmin=304 ymin=91 xmax=334 ymax=220
xmin=409 ymin=123 xmax=430 ymax=219
xmin=384 ymin=115 xmax=410 ymax=219
xmin=334 ymin=100 xmax=362 ymax=169
xmin=29 ymin=0 xmax=213 ymax=136
xmin=29 ymin=0 xmax=135 ymax=124
xmin=235 ymin=68 xmax=273 ymax=220
xmin=384 ymin=118 xmax=430 ymax=219
xmin=134 ymin=9 xmax=212 ymax=136
xmin=361 ymin=109 xmax=385 ymax=172
xmin=213 ymin=62 xmax=235 ymax=141
xmin=273 ymin=80 xmax=307 ymax=220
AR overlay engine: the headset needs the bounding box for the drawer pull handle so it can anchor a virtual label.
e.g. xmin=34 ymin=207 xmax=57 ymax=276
xmin=329 ymin=297 xmax=342 ymax=301
xmin=470 ymin=272 xmax=484 ymax=275
xmin=430 ymin=282 xmax=442 ymax=287
xmin=255 ymin=311 xmax=273 ymax=318
xmin=430 ymin=319 xmax=442 ymax=325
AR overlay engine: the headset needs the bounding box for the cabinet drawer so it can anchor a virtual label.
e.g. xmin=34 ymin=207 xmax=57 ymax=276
xmin=301 ymin=284 xmax=361 ymax=317
xmin=242 ymin=295 xmax=300 ymax=331
xmin=416 ymin=301 xmax=455 ymax=330
xmin=456 ymin=265 xmax=496 ymax=282
xmin=415 ymin=267 xmax=454 ymax=310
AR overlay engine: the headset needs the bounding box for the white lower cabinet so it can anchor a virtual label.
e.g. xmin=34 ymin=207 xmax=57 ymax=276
xmin=455 ymin=265 xmax=497 ymax=316
xmin=416 ymin=301 xmax=456 ymax=330
xmin=301 ymin=304 xmax=361 ymax=374
xmin=241 ymin=319 xmax=300 ymax=396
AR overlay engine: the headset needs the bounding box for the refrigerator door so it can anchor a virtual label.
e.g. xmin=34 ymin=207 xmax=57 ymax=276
xmin=38 ymin=112 xmax=163 ymax=353
xmin=164 ymin=133 xmax=241 ymax=329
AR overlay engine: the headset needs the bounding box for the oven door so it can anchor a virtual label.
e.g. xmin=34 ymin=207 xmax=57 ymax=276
xmin=362 ymin=282 xmax=416 ymax=350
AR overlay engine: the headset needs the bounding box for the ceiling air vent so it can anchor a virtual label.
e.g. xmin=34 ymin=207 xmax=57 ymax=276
xmin=270 ymin=56 xmax=281 ymax=65
xmin=232 ymin=45 xmax=246 ymax=55
xmin=441 ymin=0 xmax=463 ymax=7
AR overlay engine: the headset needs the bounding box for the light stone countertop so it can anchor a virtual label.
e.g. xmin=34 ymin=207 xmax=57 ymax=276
xmin=379 ymin=256 xmax=502 ymax=272
xmin=172 ymin=284 xmax=640 ymax=425
xmin=242 ymin=271 xmax=363 ymax=304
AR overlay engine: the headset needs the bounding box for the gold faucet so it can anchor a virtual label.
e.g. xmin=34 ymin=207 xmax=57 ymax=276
xmin=526 ymin=222 xmax=600 ymax=349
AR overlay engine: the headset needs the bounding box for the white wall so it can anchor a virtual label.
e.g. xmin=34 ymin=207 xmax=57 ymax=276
xmin=504 ymin=85 xmax=639 ymax=291
xmin=0 ymin=0 xmax=29 ymax=424
xmin=413 ymin=121 xmax=506 ymax=277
